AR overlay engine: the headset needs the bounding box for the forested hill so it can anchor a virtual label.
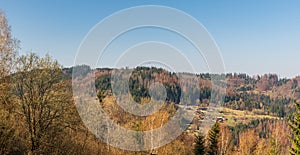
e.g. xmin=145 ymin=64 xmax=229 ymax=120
xmin=66 ymin=65 xmax=300 ymax=118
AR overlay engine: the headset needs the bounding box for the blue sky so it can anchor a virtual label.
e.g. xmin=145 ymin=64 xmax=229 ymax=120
xmin=0 ymin=1 xmax=300 ymax=77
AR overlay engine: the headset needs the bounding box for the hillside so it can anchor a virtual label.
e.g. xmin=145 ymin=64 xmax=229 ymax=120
xmin=0 ymin=65 xmax=295 ymax=154
xmin=69 ymin=65 xmax=298 ymax=119
xmin=64 ymin=66 xmax=297 ymax=153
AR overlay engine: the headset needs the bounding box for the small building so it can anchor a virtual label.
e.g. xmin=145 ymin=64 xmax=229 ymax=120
xmin=217 ymin=117 xmax=225 ymax=122
xmin=199 ymin=107 xmax=208 ymax=111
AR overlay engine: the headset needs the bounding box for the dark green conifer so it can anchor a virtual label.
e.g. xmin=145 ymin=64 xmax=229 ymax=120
xmin=207 ymin=121 xmax=220 ymax=155
xmin=194 ymin=131 xmax=206 ymax=155
xmin=289 ymin=102 xmax=300 ymax=155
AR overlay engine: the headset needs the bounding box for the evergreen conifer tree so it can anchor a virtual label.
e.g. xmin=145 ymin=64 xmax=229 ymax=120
xmin=207 ymin=121 xmax=220 ymax=155
xmin=289 ymin=101 xmax=300 ymax=155
xmin=194 ymin=131 xmax=206 ymax=155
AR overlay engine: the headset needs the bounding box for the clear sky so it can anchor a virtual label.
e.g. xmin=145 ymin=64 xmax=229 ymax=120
xmin=0 ymin=1 xmax=299 ymax=77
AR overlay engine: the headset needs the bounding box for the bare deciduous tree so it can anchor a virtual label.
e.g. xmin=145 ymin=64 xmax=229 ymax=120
xmin=13 ymin=53 xmax=75 ymax=154
xmin=0 ymin=10 xmax=22 ymax=154
xmin=0 ymin=10 xmax=19 ymax=77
